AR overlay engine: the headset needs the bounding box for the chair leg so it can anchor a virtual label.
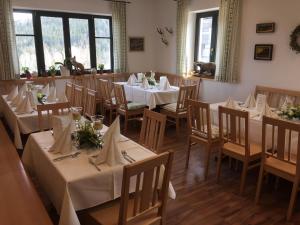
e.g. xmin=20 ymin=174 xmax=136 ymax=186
xmin=255 ymin=164 xmax=265 ymax=204
xmin=109 ymin=109 xmax=113 ymax=124
xmin=216 ymin=149 xmax=223 ymax=183
xmin=204 ymin=145 xmax=211 ymax=180
xmin=287 ymin=179 xmax=299 ymax=221
xmin=185 ymin=137 xmax=192 ymax=168
xmin=229 ymin=157 xmax=232 ymax=169
xmin=176 ymin=118 xmax=180 ymax=136
xmin=240 ymin=160 xmax=248 ymax=195
xmin=124 ymin=115 xmax=128 ymax=133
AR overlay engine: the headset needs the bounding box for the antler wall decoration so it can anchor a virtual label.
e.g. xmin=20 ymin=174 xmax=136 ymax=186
xmin=156 ymin=26 xmax=173 ymax=46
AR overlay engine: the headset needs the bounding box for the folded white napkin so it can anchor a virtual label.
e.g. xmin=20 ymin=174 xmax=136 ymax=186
xmin=91 ymin=116 xmax=127 ymax=166
xmin=224 ymin=97 xmax=238 ymax=109
xmin=42 ymin=84 xmax=50 ymax=96
xmin=140 ymin=77 xmax=150 ymax=89
xmin=47 ymin=86 xmax=57 ymax=102
xmin=243 ymin=93 xmax=256 ymax=108
xmin=258 ymin=103 xmax=278 ymax=120
xmin=150 ymin=71 xmax=155 ymax=80
xmin=280 ymin=96 xmax=294 ymax=110
xmin=127 ymin=74 xmax=137 ymax=86
xmin=49 ymin=122 xmax=73 ymax=154
xmin=52 ymin=115 xmax=72 ymax=141
xmin=256 ymin=94 xmax=267 ymax=112
xmin=6 ymin=86 xmax=18 ymax=101
xmin=57 ymin=92 xmax=69 ymax=103
xmin=159 ymin=76 xmax=171 ymax=91
xmin=26 ymin=91 xmax=37 ymax=110
xmin=137 ymin=73 xmax=145 ymax=82
xmin=11 ymin=84 xmax=27 ymax=107
xmin=15 ymin=93 xmax=34 ymax=114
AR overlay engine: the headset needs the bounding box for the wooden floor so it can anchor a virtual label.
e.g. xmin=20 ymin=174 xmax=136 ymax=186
xmin=10 ymin=118 xmax=300 ymax=225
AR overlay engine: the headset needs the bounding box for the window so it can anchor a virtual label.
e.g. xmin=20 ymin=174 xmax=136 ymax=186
xmin=13 ymin=12 xmax=37 ymax=73
xmin=194 ymin=11 xmax=218 ymax=63
xmin=13 ymin=10 xmax=113 ymax=75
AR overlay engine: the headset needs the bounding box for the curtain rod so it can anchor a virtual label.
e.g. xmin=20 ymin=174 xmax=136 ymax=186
xmin=103 ymin=0 xmax=131 ymax=4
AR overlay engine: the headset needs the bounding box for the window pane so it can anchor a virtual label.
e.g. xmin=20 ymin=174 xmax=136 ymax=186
xmin=69 ymin=18 xmax=91 ymax=68
xmin=16 ymin=36 xmax=37 ymax=72
xmin=197 ymin=17 xmax=212 ymax=62
xmin=13 ymin=12 xmax=34 ymax=35
xmin=41 ymin=16 xmax=65 ymax=69
xmin=96 ymin=38 xmax=111 ymax=70
xmin=95 ymin=18 xmax=110 ymax=37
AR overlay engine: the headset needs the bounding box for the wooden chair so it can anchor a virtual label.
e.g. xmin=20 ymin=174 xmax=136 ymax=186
xmin=114 ymin=83 xmax=146 ymax=133
xmin=65 ymin=81 xmax=74 ymax=105
xmin=73 ymin=84 xmax=84 ymax=107
xmin=185 ymin=100 xmax=220 ymax=179
xmin=216 ymin=106 xmax=262 ymax=194
xmin=255 ymin=116 xmax=300 ymax=221
xmin=83 ymin=151 xmax=174 ymax=225
xmin=37 ymin=102 xmax=71 ymax=131
xmin=139 ymin=109 xmax=167 ymax=153
xmin=181 ymin=78 xmax=201 ymax=100
xmin=83 ymin=88 xmax=96 ymax=118
xmin=98 ymin=79 xmax=117 ymax=124
xmin=161 ymin=85 xmax=197 ymax=136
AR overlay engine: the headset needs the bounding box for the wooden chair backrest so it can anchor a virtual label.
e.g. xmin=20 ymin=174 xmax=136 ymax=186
xmin=37 ymin=102 xmax=71 ymax=131
xmin=262 ymin=116 xmax=300 ymax=167
xmin=82 ymin=75 xmax=96 ymax=90
xmin=176 ymin=85 xmax=197 ymax=112
xmin=73 ymin=84 xmax=84 ymax=107
xmin=65 ymin=82 xmax=74 ymax=105
xmin=83 ymin=88 xmax=96 ymax=118
xmin=218 ymin=106 xmax=250 ymax=156
xmin=255 ymin=85 xmax=300 ymax=108
xmin=114 ymin=84 xmax=128 ymax=110
xmin=182 ymin=78 xmax=201 ymax=100
xmin=187 ymin=99 xmax=212 ymax=141
xmin=139 ymin=109 xmax=167 ymax=153
xmin=119 ymin=151 xmax=174 ymax=225
xmin=98 ymin=79 xmax=113 ymax=105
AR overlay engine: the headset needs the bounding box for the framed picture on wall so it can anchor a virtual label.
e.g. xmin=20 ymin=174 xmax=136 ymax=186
xmin=256 ymin=23 xmax=275 ymax=33
xmin=129 ymin=37 xmax=145 ymax=51
xmin=254 ymin=44 xmax=273 ymax=60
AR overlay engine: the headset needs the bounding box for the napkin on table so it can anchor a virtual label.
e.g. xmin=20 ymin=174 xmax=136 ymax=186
xmin=15 ymin=92 xmax=34 ymax=114
xmin=159 ymin=76 xmax=171 ymax=91
xmin=90 ymin=116 xmax=127 ymax=166
xmin=258 ymin=103 xmax=278 ymax=120
xmin=42 ymin=84 xmax=50 ymax=96
xmin=49 ymin=122 xmax=73 ymax=154
xmin=11 ymin=84 xmax=27 ymax=107
xmin=243 ymin=93 xmax=256 ymax=108
xmin=150 ymin=71 xmax=155 ymax=80
xmin=47 ymin=86 xmax=57 ymax=102
xmin=6 ymin=86 xmax=18 ymax=101
xmin=224 ymin=97 xmax=239 ymax=109
xmin=137 ymin=73 xmax=145 ymax=82
xmin=57 ymin=92 xmax=69 ymax=103
xmin=256 ymin=94 xmax=267 ymax=112
xmin=52 ymin=115 xmax=72 ymax=141
xmin=127 ymin=74 xmax=137 ymax=86
xmin=140 ymin=77 xmax=150 ymax=89
xmin=280 ymin=96 xmax=294 ymax=110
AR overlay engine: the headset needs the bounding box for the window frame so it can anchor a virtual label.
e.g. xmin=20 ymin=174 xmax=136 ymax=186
xmin=13 ymin=9 xmax=113 ymax=75
xmin=194 ymin=10 xmax=219 ymax=64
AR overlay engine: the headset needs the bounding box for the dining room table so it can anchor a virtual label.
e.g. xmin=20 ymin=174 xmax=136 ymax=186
xmin=22 ymin=125 xmax=176 ymax=225
xmin=114 ymin=82 xmax=179 ymax=110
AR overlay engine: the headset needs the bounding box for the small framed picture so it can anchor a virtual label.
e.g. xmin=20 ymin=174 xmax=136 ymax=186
xmin=256 ymin=23 xmax=275 ymax=33
xmin=129 ymin=37 xmax=145 ymax=51
xmin=254 ymin=44 xmax=273 ymax=60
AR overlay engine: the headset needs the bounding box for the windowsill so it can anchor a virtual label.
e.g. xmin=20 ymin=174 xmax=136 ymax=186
xmin=193 ymin=74 xmax=215 ymax=81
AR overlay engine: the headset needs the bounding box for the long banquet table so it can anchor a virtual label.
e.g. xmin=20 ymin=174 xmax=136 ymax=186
xmin=115 ymin=82 xmax=179 ymax=110
xmin=22 ymin=126 xmax=176 ymax=225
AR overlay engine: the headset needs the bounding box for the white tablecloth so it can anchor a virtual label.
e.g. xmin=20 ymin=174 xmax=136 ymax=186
xmin=115 ymin=82 xmax=179 ymax=110
xmin=22 ymin=127 xmax=176 ymax=225
xmin=0 ymin=95 xmax=54 ymax=149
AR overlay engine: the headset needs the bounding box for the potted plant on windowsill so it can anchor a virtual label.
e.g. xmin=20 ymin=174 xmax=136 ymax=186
xmin=21 ymin=67 xmax=32 ymax=79
xmin=48 ymin=65 xmax=57 ymax=77
xmin=98 ymin=64 xmax=105 ymax=74
xmin=55 ymin=58 xmax=72 ymax=76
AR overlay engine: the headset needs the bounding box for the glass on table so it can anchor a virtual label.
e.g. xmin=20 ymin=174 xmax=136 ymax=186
xmin=91 ymin=115 xmax=104 ymax=136
xmin=71 ymin=107 xmax=83 ymax=130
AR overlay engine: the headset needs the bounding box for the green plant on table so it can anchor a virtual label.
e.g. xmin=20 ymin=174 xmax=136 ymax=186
xmin=75 ymin=122 xmax=103 ymax=149
xmin=279 ymin=105 xmax=300 ymax=120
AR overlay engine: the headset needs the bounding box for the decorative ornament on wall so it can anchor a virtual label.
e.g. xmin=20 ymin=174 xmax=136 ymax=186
xmin=156 ymin=26 xmax=173 ymax=46
xmin=290 ymin=25 xmax=300 ymax=54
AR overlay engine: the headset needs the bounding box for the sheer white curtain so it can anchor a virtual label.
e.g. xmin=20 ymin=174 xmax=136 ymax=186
xmin=0 ymin=0 xmax=19 ymax=80
xmin=176 ymin=0 xmax=189 ymax=75
xmin=112 ymin=1 xmax=128 ymax=73
xmin=215 ymin=0 xmax=241 ymax=83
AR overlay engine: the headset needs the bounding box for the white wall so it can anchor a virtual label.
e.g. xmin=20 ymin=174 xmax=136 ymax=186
xmin=154 ymin=0 xmax=300 ymax=103
xmin=12 ymin=0 xmax=157 ymax=73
